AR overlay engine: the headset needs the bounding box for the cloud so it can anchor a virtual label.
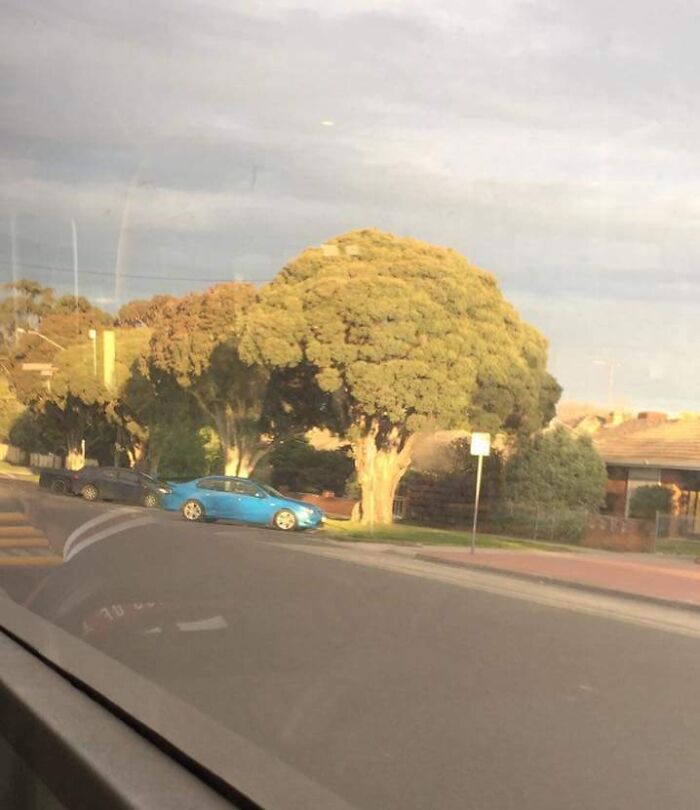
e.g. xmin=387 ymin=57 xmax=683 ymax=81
xmin=1 ymin=0 xmax=699 ymax=406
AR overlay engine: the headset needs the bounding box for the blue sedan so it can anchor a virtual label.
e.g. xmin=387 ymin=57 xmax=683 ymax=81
xmin=161 ymin=476 xmax=324 ymax=531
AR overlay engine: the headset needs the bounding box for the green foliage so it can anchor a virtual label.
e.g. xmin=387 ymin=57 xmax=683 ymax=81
xmin=398 ymin=445 xmax=505 ymax=527
xmin=269 ymin=437 xmax=353 ymax=495
xmin=8 ymin=397 xmax=117 ymax=464
xmin=504 ymin=427 xmax=607 ymax=511
xmin=629 ymin=485 xmax=673 ymax=520
xmin=243 ymin=229 xmax=560 ymax=440
xmin=0 ymin=375 xmax=23 ymax=442
xmin=8 ymin=409 xmax=49 ymax=453
xmin=242 ymin=229 xmax=560 ymax=524
xmin=150 ymin=424 xmax=210 ymax=480
xmin=0 ymin=280 xmax=55 ymax=349
xmin=148 ymin=283 xmax=272 ymax=474
xmin=116 ymin=295 xmax=175 ymax=327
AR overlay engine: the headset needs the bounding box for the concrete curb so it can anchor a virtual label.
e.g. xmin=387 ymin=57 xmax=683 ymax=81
xmin=414 ymin=552 xmax=700 ymax=615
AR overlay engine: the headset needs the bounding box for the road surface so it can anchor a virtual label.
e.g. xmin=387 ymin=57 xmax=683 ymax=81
xmin=3 ymin=480 xmax=700 ymax=810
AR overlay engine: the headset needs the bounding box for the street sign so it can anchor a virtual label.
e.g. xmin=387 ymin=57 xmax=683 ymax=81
xmin=470 ymin=432 xmax=491 ymax=457
xmin=469 ymin=432 xmax=491 ymax=554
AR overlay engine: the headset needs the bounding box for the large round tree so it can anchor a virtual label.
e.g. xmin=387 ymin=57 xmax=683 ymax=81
xmin=242 ymin=229 xmax=560 ymax=525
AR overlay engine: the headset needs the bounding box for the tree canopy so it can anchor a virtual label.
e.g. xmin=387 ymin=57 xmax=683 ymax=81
xmin=148 ymin=283 xmax=274 ymax=476
xmin=242 ymin=229 xmax=560 ymax=524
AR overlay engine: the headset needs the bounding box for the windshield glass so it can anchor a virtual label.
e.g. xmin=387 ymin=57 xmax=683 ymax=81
xmin=260 ymin=483 xmax=285 ymax=499
xmin=2 ymin=3 xmax=700 ymax=810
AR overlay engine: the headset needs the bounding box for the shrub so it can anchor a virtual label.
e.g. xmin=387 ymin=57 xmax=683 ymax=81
xmin=504 ymin=427 xmax=607 ymax=511
xmin=151 ymin=424 xmax=209 ymax=480
xmin=629 ymin=485 xmax=673 ymax=520
xmin=269 ymin=437 xmax=353 ymax=495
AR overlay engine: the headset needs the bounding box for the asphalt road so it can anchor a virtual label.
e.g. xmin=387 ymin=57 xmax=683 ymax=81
xmin=5 ymin=480 xmax=700 ymax=810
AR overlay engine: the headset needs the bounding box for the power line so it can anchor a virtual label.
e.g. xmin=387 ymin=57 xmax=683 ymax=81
xmin=0 ymin=258 xmax=240 ymax=284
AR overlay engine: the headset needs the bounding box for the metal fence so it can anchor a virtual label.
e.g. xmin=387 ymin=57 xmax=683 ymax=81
xmin=398 ymin=491 xmax=589 ymax=546
xmin=655 ymin=512 xmax=700 ymax=543
xmin=0 ymin=444 xmax=28 ymax=465
xmin=29 ymin=452 xmax=63 ymax=469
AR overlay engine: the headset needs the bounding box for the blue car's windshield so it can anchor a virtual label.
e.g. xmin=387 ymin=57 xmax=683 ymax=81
xmin=260 ymin=484 xmax=285 ymax=499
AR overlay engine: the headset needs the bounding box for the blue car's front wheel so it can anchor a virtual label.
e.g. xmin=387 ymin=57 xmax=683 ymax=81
xmin=273 ymin=509 xmax=297 ymax=531
xmin=182 ymin=499 xmax=205 ymax=522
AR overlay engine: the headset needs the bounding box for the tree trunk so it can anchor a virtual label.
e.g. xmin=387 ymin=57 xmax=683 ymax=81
xmin=212 ymin=406 xmax=270 ymax=478
xmin=224 ymin=445 xmax=255 ymax=477
xmin=358 ymin=450 xmax=405 ymax=526
xmin=65 ymin=446 xmax=83 ymax=470
xmin=127 ymin=441 xmax=147 ymax=471
xmin=353 ymin=426 xmax=417 ymax=526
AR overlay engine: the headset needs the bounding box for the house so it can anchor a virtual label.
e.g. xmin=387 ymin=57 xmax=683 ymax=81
xmin=590 ymin=412 xmax=700 ymax=521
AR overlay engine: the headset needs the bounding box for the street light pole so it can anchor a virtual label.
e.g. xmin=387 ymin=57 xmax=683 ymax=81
xmin=88 ymin=329 xmax=97 ymax=376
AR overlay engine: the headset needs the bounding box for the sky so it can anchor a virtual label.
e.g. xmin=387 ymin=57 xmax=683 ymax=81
xmin=2 ymin=0 xmax=700 ymax=411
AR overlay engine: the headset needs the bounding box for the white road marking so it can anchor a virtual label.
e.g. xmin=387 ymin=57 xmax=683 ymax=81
xmin=64 ymin=516 xmax=155 ymax=562
xmin=176 ymin=615 xmax=228 ymax=632
xmin=62 ymin=507 xmax=143 ymax=559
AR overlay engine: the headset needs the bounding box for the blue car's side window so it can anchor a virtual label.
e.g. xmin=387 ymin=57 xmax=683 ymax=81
xmin=197 ymin=479 xmax=226 ymax=492
xmin=228 ymin=481 xmax=259 ymax=497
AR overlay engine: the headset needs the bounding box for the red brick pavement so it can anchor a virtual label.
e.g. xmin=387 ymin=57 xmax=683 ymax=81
xmin=416 ymin=548 xmax=700 ymax=608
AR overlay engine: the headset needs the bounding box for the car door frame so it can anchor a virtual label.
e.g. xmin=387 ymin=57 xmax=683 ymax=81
xmin=224 ymin=479 xmax=272 ymax=525
xmin=117 ymin=469 xmax=144 ymax=504
xmin=194 ymin=478 xmax=230 ymax=517
xmin=93 ymin=468 xmax=121 ymax=500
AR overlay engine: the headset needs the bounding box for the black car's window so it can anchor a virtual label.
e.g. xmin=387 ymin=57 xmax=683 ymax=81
xmin=99 ymin=470 xmax=118 ymax=480
xmin=118 ymin=470 xmax=139 ymax=484
xmin=197 ymin=479 xmax=226 ymax=492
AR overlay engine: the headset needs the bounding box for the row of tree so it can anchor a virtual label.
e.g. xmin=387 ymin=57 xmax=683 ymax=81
xmin=0 ymin=229 xmax=563 ymax=524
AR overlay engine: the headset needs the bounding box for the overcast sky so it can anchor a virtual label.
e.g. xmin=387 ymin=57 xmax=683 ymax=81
xmin=2 ymin=0 xmax=700 ymax=411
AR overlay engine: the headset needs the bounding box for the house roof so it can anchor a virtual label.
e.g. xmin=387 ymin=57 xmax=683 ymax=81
xmin=593 ymin=416 xmax=700 ymax=470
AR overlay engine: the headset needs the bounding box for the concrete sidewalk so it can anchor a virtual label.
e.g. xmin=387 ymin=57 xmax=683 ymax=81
xmin=414 ymin=547 xmax=700 ymax=610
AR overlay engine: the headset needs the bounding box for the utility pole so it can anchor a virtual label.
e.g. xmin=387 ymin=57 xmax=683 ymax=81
xmin=10 ymin=214 xmax=18 ymax=345
xmin=72 ymin=219 xmax=80 ymax=335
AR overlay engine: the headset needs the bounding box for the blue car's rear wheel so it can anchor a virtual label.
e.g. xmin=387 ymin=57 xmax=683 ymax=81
xmin=182 ymin=499 xmax=205 ymax=522
xmin=273 ymin=509 xmax=297 ymax=531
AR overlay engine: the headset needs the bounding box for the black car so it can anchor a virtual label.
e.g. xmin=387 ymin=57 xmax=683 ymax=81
xmin=38 ymin=468 xmax=75 ymax=495
xmin=72 ymin=467 xmax=171 ymax=508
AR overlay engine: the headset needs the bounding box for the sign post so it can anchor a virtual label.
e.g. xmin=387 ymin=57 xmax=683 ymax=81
xmin=470 ymin=432 xmax=491 ymax=554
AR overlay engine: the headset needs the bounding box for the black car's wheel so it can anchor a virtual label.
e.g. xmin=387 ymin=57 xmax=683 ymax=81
xmin=81 ymin=483 xmax=99 ymax=502
xmin=50 ymin=478 xmax=68 ymax=495
xmin=143 ymin=492 xmax=159 ymax=509
xmin=273 ymin=509 xmax=297 ymax=531
xmin=182 ymin=499 xmax=205 ymax=522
